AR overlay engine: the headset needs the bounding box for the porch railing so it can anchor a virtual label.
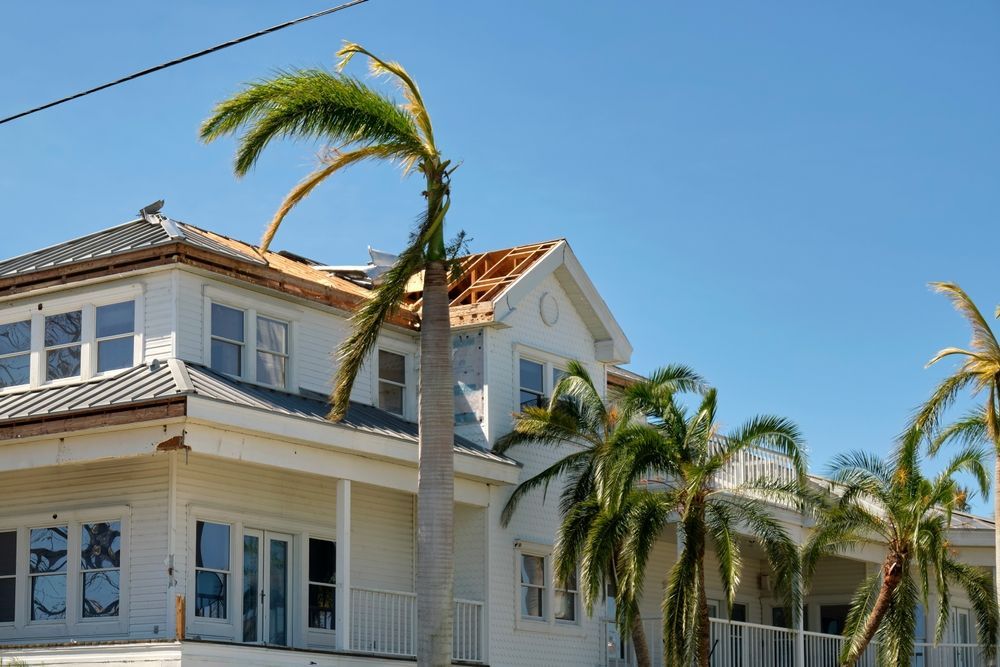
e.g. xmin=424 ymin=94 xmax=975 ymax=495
xmin=349 ymin=587 xmax=484 ymax=663
xmin=613 ymin=617 xmax=987 ymax=667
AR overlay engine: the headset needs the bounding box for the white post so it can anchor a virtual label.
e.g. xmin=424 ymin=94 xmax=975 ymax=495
xmin=795 ymin=594 xmax=805 ymax=667
xmin=336 ymin=479 xmax=352 ymax=650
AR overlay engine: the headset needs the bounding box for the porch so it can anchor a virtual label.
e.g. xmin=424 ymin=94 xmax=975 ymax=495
xmin=607 ymin=617 xmax=987 ymax=667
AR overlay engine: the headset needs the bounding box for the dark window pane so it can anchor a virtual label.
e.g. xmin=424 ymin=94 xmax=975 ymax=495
xmin=379 ymin=382 xmax=404 ymax=415
xmin=46 ymin=346 xmax=81 ymax=380
xmin=82 ymin=571 xmax=119 ymax=618
xmin=211 ymin=304 xmax=244 ymax=342
xmin=521 ymin=555 xmax=543 ymax=586
xmin=309 ymin=539 xmax=336 ymax=584
xmin=81 ymin=522 xmax=121 ymax=570
xmin=268 ymin=539 xmax=288 ymax=646
xmin=521 ymin=586 xmax=543 ymax=618
xmin=0 ymin=532 xmax=14 ymax=576
xmin=98 ymin=338 xmax=133 ymax=373
xmin=378 ymin=350 xmax=405 ymax=384
xmin=520 ymin=359 xmax=544 ymax=393
xmin=30 ymin=527 xmax=67 ymax=573
xmin=520 ymin=390 xmax=544 ymax=410
xmin=243 ymin=535 xmax=259 ymax=642
xmin=196 ymin=521 xmax=229 ymax=571
xmin=555 ymin=591 xmax=576 ymax=621
xmin=211 ymin=340 xmax=241 ymax=376
xmin=31 ymin=573 xmax=66 ymax=620
xmin=0 ymin=354 xmax=30 ymax=388
xmin=0 ymin=578 xmax=13 ymax=623
xmin=257 ymin=352 xmax=286 ymax=387
xmin=257 ymin=317 xmax=287 ymax=354
xmin=309 ymin=584 xmax=335 ymax=630
xmin=96 ymin=301 xmax=134 ymax=338
xmin=0 ymin=320 xmax=30 ymax=355
xmin=195 ymin=571 xmax=227 ymax=619
xmin=44 ymin=311 xmax=81 ymax=346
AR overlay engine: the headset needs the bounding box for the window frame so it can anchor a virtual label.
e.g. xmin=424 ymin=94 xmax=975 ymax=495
xmin=515 ymin=347 xmax=579 ymax=415
xmin=0 ymin=285 xmax=143 ymax=393
xmin=194 ymin=520 xmax=232 ymax=622
xmin=306 ymin=536 xmax=337 ymax=634
xmin=0 ymin=319 xmax=31 ymax=390
xmin=513 ymin=541 xmax=584 ymax=634
xmin=376 ymin=348 xmax=408 ymax=417
xmin=0 ymin=530 xmax=14 ymax=626
xmin=0 ymin=507 xmax=130 ymax=640
xmin=204 ymin=287 xmax=298 ymax=391
xmin=553 ymin=566 xmax=578 ymax=624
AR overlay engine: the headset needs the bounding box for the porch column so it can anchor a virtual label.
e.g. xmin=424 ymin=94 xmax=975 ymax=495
xmin=794 ymin=590 xmax=805 ymax=667
xmin=336 ymin=479 xmax=352 ymax=651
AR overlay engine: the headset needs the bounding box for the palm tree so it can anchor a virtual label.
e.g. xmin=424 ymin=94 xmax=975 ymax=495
xmin=802 ymin=429 xmax=998 ymax=666
xmin=201 ymin=43 xmax=457 ymax=665
xmin=494 ymin=362 xmax=705 ymax=667
xmin=912 ymin=282 xmax=1000 ymax=616
xmin=616 ymin=381 xmax=807 ymax=667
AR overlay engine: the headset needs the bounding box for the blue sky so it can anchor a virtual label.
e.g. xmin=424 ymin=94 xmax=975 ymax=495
xmin=2 ymin=2 xmax=999 ymax=512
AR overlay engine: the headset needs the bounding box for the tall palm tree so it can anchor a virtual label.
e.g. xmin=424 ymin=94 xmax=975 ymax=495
xmin=201 ymin=43 xmax=457 ymax=665
xmin=494 ymin=362 xmax=705 ymax=667
xmin=616 ymin=381 xmax=807 ymax=667
xmin=803 ymin=429 xmax=998 ymax=666
xmin=912 ymin=282 xmax=1000 ymax=616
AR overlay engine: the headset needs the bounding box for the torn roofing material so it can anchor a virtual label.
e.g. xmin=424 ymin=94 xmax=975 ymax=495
xmin=0 ymin=359 xmax=516 ymax=466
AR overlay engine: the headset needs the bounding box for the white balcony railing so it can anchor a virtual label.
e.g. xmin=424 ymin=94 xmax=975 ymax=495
xmin=613 ymin=617 xmax=988 ymax=667
xmin=349 ymin=587 xmax=484 ymax=663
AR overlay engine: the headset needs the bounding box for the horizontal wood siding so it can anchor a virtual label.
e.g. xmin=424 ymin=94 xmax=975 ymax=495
xmin=141 ymin=272 xmax=174 ymax=361
xmin=454 ymin=503 xmax=486 ymax=601
xmin=350 ymin=483 xmax=413 ymax=592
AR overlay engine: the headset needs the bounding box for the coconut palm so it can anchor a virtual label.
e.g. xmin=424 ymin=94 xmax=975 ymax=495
xmin=201 ymin=43 xmax=457 ymax=665
xmin=802 ymin=429 xmax=997 ymax=666
xmin=494 ymin=362 xmax=705 ymax=667
xmin=615 ymin=381 xmax=807 ymax=667
xmin=912 ymin=282 xmax=1000 ymax=615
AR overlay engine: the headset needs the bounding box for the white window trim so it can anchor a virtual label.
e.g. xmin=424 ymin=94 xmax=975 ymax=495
xmin=203 ymin=287 xmax=298 ymax=391
xmin=304 ymin=534 xmax=337 ymax=641
xmin=0 ymin=285 xmax=144 ymax=393
xmin=512 ymin=541 xmax=584 ymax=636
xmin=514 ymin=345 xmax=576 ymax=412
xmin=0 ymin=505 xmax=130 ymax=641
xmin=376 ymin=348 xmax=408 ymax=417
xmin=371 ymin=340 xmax=415 ymax=421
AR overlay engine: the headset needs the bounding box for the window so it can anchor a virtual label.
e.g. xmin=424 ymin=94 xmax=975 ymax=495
xmin=95 ymin=302 xmax=135 ymax=373
xmin=80 ymin=521 xmax=121 ymax=618
xmin=195 ymin=521 xmax=230 ymax=619
xmin=45 ymin=311 xmax=82 ymax=381
xmin=256 ymin=317 xmax=288 ymax=387
xmin=0 ymin=532 xmax=14 ymax=623
xmin=211 ymin=304 xmax=245 ymax=377
xmin=29 ymin=526 xmax=68 ymax=620
xmin=378 ymin=350 xmax=406 ymax=415
xmin=0 ymin=320 xmax=30 ymax=389
xmin=308 ymin=538 xmax=336 ymax=630
xmin=554 ymin=567 xmax=578 ymax=623
xmin=519 ymin=359 xmax=545 ymax=409
xmin=520 ymin=554 xmax=545 ymax=619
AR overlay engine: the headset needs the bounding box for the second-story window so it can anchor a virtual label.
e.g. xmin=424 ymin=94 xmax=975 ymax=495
xmin=519 ymin=358 xmax=545 ymax=409
xmin=211 ymin=304 xmax=245 ymax=377
xmin=555 ymin=567 xmax=578 ymax=623
xmin=95 ymin=302 xmax=135 ymax=373
xmin=378 ymin=350 xmax=406 ymax=415
xmin=256 ymin=317 xmax=288 ymax=388
xmin=0 ymin=320 xmax=30 ymax=389
xmin=520 ymin=553 xmax=545 ymax=620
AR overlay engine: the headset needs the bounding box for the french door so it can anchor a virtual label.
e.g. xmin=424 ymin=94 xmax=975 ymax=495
xmin=242 ymin=530 xmax=292 ymax=645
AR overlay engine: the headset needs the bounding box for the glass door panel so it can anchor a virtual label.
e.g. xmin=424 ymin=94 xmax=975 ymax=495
xmin=242 ymin=530 xmax=291 ymax=646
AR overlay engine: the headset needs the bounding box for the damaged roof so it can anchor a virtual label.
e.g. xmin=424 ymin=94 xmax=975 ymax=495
xmin=0 ymin=359 xmax=515 ymax=466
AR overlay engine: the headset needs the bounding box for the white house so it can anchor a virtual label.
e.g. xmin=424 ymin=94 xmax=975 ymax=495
xmin=0 ymin=209 xmax=992 ymax=666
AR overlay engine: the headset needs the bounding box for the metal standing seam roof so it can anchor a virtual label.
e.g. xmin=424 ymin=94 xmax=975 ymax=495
xmin=0 ymin=360 xmax=515 ymax=466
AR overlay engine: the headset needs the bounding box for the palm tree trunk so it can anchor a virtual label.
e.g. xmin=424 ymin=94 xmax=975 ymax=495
xmin=994 ymin=449 xmax=1000 ymax=623
xmin=416 ymin=259 xmax=454 ymax=666
xmin=697 ymin=543 xmax=710 ymax=667
xmin=841 ymin=554 xmax=904 ymax=667
xmin=630 ymin=614 xmax=652 ymax=667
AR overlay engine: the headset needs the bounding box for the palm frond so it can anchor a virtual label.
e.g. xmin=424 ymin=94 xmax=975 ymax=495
xmin=840 ymin=571 xmax=880 ymax=665
xmin=929 ymin=282 xmax=1000 ymax=360
xmin=931 ymin=406 xmax=989 ymax=454
xmin=498 ymin=449 xmax=592 ymax=527
xmin=706 ymin=503 xmax=741 ymax=615
xmin=200 ymin=69 xmax=425 ymax=176
xmin=876 ymin=572 xmax=918 ymax=667
xmin=718 ymin=414 xmax=806 ymax=481
xmin=942 ymin=559 xmax=999 ymax=659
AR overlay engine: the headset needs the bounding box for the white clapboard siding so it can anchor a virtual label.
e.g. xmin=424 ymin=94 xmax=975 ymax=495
xmin=454 ymin=503 xmax=486 ymax=602
xmin=141 ymin=271 xmax=174 ymax=360
xmin=0 ymin=455 xmax=170 ymax=639
xmin=350 ymin=483 xmax=414 ymax=593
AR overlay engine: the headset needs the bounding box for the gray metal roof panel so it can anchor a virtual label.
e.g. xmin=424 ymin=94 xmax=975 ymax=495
xmin=0 ymin=221 xmax=175 ymax=278
xmin=0 ymin=360 xmax=516 ymax=466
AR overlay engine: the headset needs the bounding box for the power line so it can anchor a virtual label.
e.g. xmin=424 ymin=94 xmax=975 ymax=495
xmin=0 ymin=0 xmax=370 ymax=126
